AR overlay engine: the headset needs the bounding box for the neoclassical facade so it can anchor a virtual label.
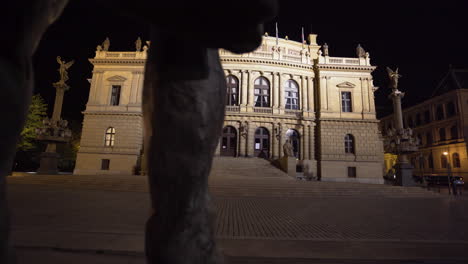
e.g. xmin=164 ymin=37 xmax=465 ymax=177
xmin=74 ymin=34 xmax=384 ymax=183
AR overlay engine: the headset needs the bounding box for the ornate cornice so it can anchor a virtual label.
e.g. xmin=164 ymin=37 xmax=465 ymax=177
xmin=220 ymin=57 xmax=314 ymax=71
xmin=89 ymin=58 xmax=146 ymax=65
xmin=83 ymin=111 xmax=143 ymax=117
xmin=316 ymin=64 xmax=376 ymax=72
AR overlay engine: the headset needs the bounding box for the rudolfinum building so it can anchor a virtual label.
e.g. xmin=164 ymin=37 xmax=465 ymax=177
xmin=74 ymin=34 xmax=384 ymax=184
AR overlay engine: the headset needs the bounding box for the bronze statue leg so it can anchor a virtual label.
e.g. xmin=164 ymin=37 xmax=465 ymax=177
xmin=143 ymin=29 xmax=226 ymax=263
xmin=0 ymin=1 xmax=68 ymax=263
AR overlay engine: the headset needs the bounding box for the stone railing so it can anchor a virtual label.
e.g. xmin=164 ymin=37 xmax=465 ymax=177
xmin=94 ymin=51 xmax=147 ymax=60
xmin=225 ymin=105 xmax=240 ymax=112
xmin=253 ymin=107 xmax=273 ymax=114
xmin=318 ymin=56 xmax=371 ymax=66
xmin=220 ymin=46 xmax=311 ymax=65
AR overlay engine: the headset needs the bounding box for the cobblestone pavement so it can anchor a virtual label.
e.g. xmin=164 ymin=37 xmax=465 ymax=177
xmin=6 ymin=159 xmax=468 ymax=263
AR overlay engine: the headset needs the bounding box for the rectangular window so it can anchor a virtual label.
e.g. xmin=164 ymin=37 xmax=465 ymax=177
xmin=110 ymin=85 xmax=121 ymax=106
xmin=341 ymin=92 xmax=352 ymax=112
xmin=101 ymin=159 xmax=110 ymax=170
xmin=347 ymin=167 xmax=357 ymax=178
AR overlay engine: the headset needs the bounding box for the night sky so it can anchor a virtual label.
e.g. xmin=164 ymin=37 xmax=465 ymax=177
xmin=33 ymin=0 xmax=468 ymax=124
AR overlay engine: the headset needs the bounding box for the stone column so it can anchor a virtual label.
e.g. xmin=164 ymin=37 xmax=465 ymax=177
xmin=307 ymin=76 xmax=314 ymax=112
xmin=51 ymin=88 xmax=65 ymax=121
xmin=273 ymin=72 xmax=279 ymax=109
xmin=246 ymin=123 xmax=254 ymax=157
xmin=303 ymin=123 xmax=310 ymax=160
xmin=278 ymin=74 xmax=284 ymax=109
xmin=239 ymin=122 xmax=246 ymax=157
xmin=241 ymin=70 xmax=249 ymax=107
xmin=319 ymin=76 xmax=327 ymax=111
xmin=272 ymin=123 xmax=278 ymax=159
xmin=130 ymin=71 xmax=141 ymax=104
xmin=301 ymin=76 xmax=308 ymax=112
xmin=89 ymin=70 xmax=103 ymax=104
xmin=247 ymin=71 xmax=254 ymax=109
xmin=368 ymin=79 xmax=376 ymax=113
xmin=360 ymin=77 xmax=370 ymax=113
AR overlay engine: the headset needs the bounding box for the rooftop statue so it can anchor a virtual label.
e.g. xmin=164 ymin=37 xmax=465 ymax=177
xmin=102 ymin=37 xmax=110 ymax=51
xmin=135 ymin=37 xmax=142 ymax=51
xmin=356 ymin=44 xmax=366 ymax=58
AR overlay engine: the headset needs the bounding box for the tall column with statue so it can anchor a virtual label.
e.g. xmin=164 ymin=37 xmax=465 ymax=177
xmin=384 ymin=67 xmax=419 ymax=186
xmin=36 ymin=56 xmax=73 ymax=174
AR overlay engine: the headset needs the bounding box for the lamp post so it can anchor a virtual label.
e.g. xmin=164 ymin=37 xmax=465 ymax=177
xmin=443 ymin=151 xmax=452 ymax=195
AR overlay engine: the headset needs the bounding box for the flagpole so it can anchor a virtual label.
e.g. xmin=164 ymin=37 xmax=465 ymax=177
xmin=275 ymin=22 xmax=279 ymax=46
xmin=301 ymin=26 xmax=305 ymax=48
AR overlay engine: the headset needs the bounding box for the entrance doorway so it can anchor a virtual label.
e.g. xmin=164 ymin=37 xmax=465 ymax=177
xmin=220 ymin=126 xmax=237 ymax=157
xmin=286 ymin=129 xmax=300 ymax=159
xmin=254 ymin=127 xmax=270 ymax=158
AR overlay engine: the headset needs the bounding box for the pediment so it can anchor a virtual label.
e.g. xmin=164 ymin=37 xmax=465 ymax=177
xmin=336 ymin=82 xmax=356 ymax=88
xmin=107 ymin=75 xmax=127 ymax=82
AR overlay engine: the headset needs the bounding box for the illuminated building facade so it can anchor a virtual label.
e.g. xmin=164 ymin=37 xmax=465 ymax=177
xmin=74 ymin=34 xmax=384 ymax=183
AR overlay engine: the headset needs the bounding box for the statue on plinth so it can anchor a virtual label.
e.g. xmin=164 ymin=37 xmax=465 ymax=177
xmin=55 ymin=56 xmax=74 ymax=87
xmin=283 ymin=139 xmax=294 ymax=157
xmin=386 ymin=67 xmax=402 ymax=91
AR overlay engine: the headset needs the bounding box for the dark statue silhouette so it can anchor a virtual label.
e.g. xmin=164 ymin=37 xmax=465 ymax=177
xmin=0 ymin=1 xmax=277 ymax=263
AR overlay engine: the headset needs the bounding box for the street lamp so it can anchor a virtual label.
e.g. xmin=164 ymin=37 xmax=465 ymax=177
xmin=443 ymin=151 xmax=452 ymax=195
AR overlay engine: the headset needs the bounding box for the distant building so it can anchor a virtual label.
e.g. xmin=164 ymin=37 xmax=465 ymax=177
xmin=74 ymin=34 xmax=384 ymax=183
xmin=381 ymin=69 xmax=468 ymax=179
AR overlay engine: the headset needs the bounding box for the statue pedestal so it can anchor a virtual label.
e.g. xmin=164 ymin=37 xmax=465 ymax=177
xmin=279 ymin=156 xmax=296 ymax=177
xmin=37 ymin=152 xmax=60 ymax=175
xmin=394 ymin=162 xmax=417 ymax=186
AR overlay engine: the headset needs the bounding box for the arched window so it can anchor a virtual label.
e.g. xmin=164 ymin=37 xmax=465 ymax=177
xmin=452 ymin=153 xmax=461 ymax=168
xmin=439 ymin=128 xmax=446 ymax=141
xmin=226 ymin=75 xmax=239 ymax=106
xmin=441 ymin=154 xmax=448 ymax=169
xmin=285 ymin=80 xmax=299 ymax=110
xmin=254 ymin=77 xmax=270 ymax=107
xmin=344 ymin=134 xmax=355 ymax=154
xmin=105 ymin=127 xmax=116 ymax=147
xmin=446 ymin=101 xmax=456 ymax=117
xmin=451 ymin=125 xmax=459 ymax=139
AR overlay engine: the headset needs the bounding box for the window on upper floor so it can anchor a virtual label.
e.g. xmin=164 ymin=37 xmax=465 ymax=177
xmin=285 ymin=79 xmax=299 ymax=110
xmin=452 ymin=153 xmax=461 ymax=168
xmin=424 ymin=110 xmax=431 ymax=124
xmin=254 ymin=77 xmax=270 ymax=107
xmin=415 ymin=113 xmax=421 ymax=126
xmin=428 ymin=153 xmax=434 ymax=169
xmin=439 ymin=127 xmax=446 ymax=141
xmin=436 ymin=105 xmax=444 ymax=120
xmin=226 ymin=75 xmax=239 ymax=106
xmin=341 ymin=92 xmax=352 ymax=112
xmin=451 ymin=125 xmax=459 ymax=139
xmin=110 ymin=85 xmax=121 ymax=106
xmin=446 ymin=101 xmax=456 ymax=117
xmin=426 ymin=132 xmax=433 ymax=145
xmin=101 ymin=159 xmax=110 ymax=170
xmin=344 ymin=134 xmax=355 ymax=154
xmin=105 ymin=127 xmax=116 ymax=147
xmin=408 ymin=116 xmax=414 ymax=128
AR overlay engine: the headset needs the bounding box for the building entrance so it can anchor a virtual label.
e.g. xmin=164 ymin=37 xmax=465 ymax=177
xmin=221 ymin=126 xmax=237 ymax=157
xmin=254 ymin=127 xmax=270 ymax=158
